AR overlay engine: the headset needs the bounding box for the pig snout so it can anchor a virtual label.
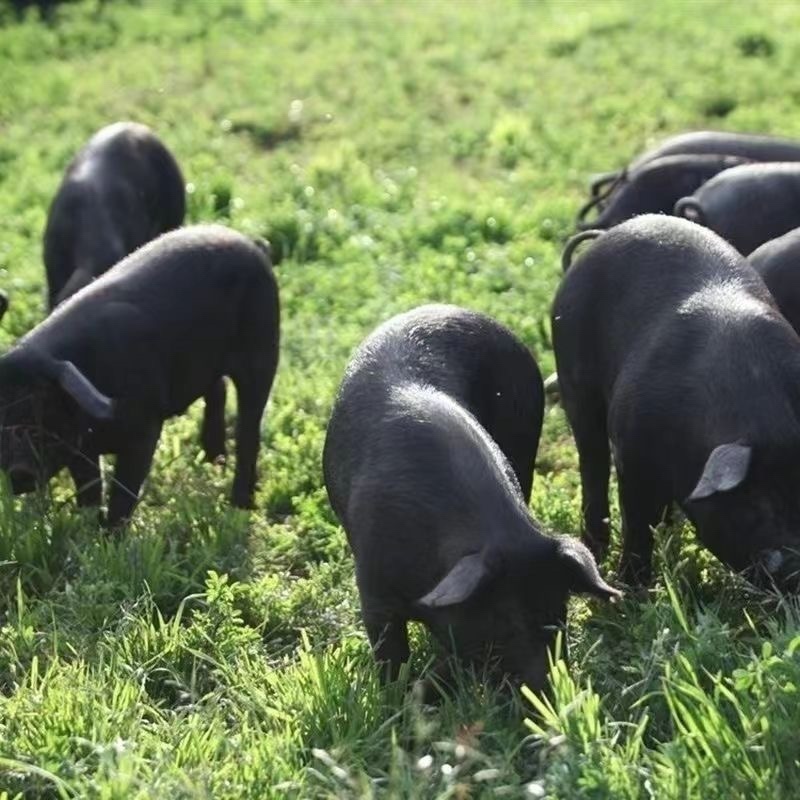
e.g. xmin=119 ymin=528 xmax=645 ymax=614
xmin=466 ymin=643 xmax=552 ymax=695
xmin=0 ymin=427 xmax=50 ymax=494
xmin=495 ymin=626 xmax=563 ymax=696
xmin=752 ymin=547 xmax=800 ymax=592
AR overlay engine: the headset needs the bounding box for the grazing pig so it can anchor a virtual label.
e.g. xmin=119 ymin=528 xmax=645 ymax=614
xmin=323 ymin=304 xmax=618 ymax=689
xmin=674 ymin=163 xmax=800 ymax=255
xmin=749 ymin=228 xmax=800 ymax=333
xmin=577 ymin=154 xmax=747 ymax=229
xmin=585 ymin=131 xmax=800 ymax=226
xmin=0 ymin=225 xmax=279 ymax=525
xmin=553 ymin=215 xmax=800 ymax=589
xmin=43 ymin=121 xmax=185 ymax=311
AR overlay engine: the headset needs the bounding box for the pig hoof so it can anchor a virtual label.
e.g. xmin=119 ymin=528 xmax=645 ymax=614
xmin=617 ymin=560 xmax=652 ymax=588
xmin=231 ymin=491 xmax=255 ymax=510
xmin=584 ymin=536 xmax=609 ymax=563
xmin=101 ymin=515 xmax=129 ymax=533
xmin=413 ymin=677 xmax=447 ymax=705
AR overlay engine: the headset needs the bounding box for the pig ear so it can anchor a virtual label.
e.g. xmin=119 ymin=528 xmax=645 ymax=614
xmin=557 ymin=538 xmax=621 ymax=601
xmin=417 ymin=553 xmax=494 ymax=608
xmin=688 ymin=443 xmax=751 ymax=502
xmin=252 ymin=236 xmax=273 ymax=263
xmin=50 ymin=360 xmax=116 ymax=421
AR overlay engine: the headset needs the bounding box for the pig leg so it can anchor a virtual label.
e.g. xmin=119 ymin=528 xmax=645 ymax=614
xmin=486 ymin=411 xmax=539 ymax=503
xmin=200 ymin=378 xmax=227 ymax=462
xmin=106 ymin=422 xmax=162 ymax=526
xmin=364 ymin=610 xmax=410 ymax=682
xmin=567 ymin=400 xmax=611 ymax=560
xmin=480 ymin=365 xmax=543 ymax=503
xmin=503 ymin=441 xmax=536 ymax=503
xmin=228 ymin=332 xmax=278 ymax=508
xmin=229 ymin=373 xmax=270 ymax=509
xmin=414 ymin=657 xmax=461 ymax=704
xmin=67 ymin=452 xmax=102 ymax=508
xmin=616 ymin=472 xmax=668 ymax=586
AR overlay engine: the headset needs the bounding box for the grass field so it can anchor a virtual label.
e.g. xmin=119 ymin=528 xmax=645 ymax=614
xmin=2 ymin=0 xmax=800 ymax=797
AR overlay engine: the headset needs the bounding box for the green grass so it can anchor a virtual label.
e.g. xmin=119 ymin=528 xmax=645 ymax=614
xmin=1 ymin=0 xmax=800 ymax=796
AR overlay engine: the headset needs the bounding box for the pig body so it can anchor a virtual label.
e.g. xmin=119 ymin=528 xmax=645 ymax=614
xmin=674 ymin=163 xmax=800 ymax=255
xmin=578 ymin=154 xmax=747 ymax=229
xmin=43 ymin=122 xmax=185 ymax=310
xmin=553 ymin=215 xmax=800 ymax=588
xmin=0 ymin=225 xmax=279 ymax=524
xmin=749 ymin=228 xmax=800 ymax=334
xmin=628 ymin=130 xmax=800 ymax=171
xmin=586 ymin=131 xmax=800 ymax=226
xmin=323 ymin=304 xmax=617 ymax=689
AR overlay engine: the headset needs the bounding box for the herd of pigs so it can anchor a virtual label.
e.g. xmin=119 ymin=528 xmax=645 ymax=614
xmin=6 ymin=122 xmax=800 ymax=694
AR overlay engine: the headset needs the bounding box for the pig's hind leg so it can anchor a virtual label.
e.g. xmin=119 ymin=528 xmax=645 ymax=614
xmin=227 ymin=288 xmax=279 ymax=510
xmin=228 ymin=353 xmax=277 ymax=509
xmin=483 ymin=387 xmax=542 ymax=504
xmin=476 ymin=350 xmax=545 ymax=504
xmin=563 ymin=392 xmax=612 ymax=561
xmin=200 ymin=378 xmax=227 ymax=462
xmin=229 ymin=375 xmax=268 ymax=509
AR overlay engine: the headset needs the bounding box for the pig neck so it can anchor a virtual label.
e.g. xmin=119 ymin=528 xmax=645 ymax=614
xmin=388 ymin=382 xmax=544 ymax=555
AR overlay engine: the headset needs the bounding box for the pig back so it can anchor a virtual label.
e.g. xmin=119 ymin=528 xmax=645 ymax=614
xmin=630 ymin=131 xmax=800 ymax=172
xmin=690 ymin=163 xmax=800 ymax=255
xmin=590 ymin=154 xmax=746 ymax=229
xmin=324 ymin=304 xmax=543 ymax=519
xmin=66 ymin=122 xmax=185 ymax=233
xmin=552 ymin=215 xmax=760 ymax=398
xmin=29 ymin=225 xmax=278 ymax=415
xmin=749 ymin=228 xmax=800 ymax=335
xmin=43 ymin=123 xmax=186 ymax=307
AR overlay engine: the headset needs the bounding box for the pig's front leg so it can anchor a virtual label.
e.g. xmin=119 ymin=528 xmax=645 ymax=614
xmin=68 ymin=451 xmax=102 ymax=508
xmin=616 ymin=470 xmax=669 ymax=586
xmin=363 ymin=605 xmax=410 ymax=683
xmin=106 ymin=422 xmax=163 ymax=526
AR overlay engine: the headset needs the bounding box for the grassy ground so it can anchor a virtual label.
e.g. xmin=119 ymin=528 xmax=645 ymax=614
xmin=1 ymin=0 xmax=800 ymax=797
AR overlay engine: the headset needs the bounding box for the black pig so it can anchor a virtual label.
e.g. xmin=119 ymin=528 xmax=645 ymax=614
xmin=674 ymin=163 xmax=800 ymax=256
xmin=323 ymin=304 xmax=618 ymax=689
xmin=749 ymin=228 xmax=800 ymax=333
xmin=0 ymin=225 xmax=279 ymax=524
xmin=626 ymin=131 xmax=800 ymax=172
xmin=553 ymin=215 xmax=800 ymax=588
xmin=577 ymin=154 xmax=747 ymax=229
xmin=585 ymin=131 xmax=800 ymax=225
xmin=43 ymin=122 xmax=185 ymax=310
